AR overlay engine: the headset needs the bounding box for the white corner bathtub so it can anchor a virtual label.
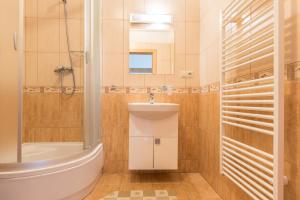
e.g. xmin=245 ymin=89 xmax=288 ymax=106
xmin=0 ymin=143 xmax=103 ymax=200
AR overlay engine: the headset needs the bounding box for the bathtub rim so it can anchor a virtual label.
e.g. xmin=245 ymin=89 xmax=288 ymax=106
xmin=0 ymin=143 xmax=103 ymax=179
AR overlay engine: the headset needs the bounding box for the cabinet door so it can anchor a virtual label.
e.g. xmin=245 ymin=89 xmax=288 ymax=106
xmin=154 ymin=138 xmax=178 ymax=170
xmin=129 ymin=137 xmax=153 ymax=170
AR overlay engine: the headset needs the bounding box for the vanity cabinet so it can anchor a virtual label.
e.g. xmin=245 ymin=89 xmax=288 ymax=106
xmin=128 ymin=103 xmax=179 ymax=170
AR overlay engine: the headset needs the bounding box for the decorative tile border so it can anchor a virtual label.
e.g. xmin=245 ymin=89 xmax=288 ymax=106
xmin=100 ymin=190 xmax=177 ymax=200
xmin=23 ymin=87 xmax=41 ymax=93
xmin=105 ymin=86 xmax=126 ymax=94
xmin=172 ymin=87 xmax=189 ymax=94
xmin=191 ymin=87 xmax=202 ymax=93
xmin=200 ymin=85 xmax=210 ymax=93
xmin=102 ymin=86 xmax=204 ymax=94
xmin=23 ymin=87 xmax=84 ymax=94
xmin=149 ymin=87 xmax=163 ymax=94
xmin=127 ymin=87 xmax=148 ymax=94
xmin=209 ymin=82 xmax=220 ymax=92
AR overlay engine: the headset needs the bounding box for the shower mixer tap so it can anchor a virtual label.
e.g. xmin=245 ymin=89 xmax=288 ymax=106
xmin=54 ymin=66 xmax=73 ymax=74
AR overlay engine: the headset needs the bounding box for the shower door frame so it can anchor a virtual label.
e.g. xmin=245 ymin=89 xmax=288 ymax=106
xmin=17 ymin=0 xmax=24 ymax=163
xmin=83 ymin=0 xmax=101 ymax=150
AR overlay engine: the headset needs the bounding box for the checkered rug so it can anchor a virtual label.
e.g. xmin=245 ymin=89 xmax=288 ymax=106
xmin=100 ymin=190 xmax=177 ymax=200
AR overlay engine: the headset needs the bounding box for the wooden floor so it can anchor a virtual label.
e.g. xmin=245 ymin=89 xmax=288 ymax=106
xmin=85 ymin=173 xmax=222 ymax=200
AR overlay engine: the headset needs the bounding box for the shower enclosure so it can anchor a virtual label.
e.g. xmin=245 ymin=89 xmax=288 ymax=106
xmin=0 ymin=0 xmax=103 ymax=199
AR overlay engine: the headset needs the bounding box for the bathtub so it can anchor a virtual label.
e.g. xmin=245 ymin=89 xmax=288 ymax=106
xmin=0 ymin=142 xmax=104 ymax=200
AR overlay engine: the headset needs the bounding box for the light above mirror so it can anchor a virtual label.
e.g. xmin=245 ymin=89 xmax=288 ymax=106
xmin=129 ymin=13 xmax=173 ymax=24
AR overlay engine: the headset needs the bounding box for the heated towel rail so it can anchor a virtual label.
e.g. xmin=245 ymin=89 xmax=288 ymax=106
xmin=220 ymin=0 xmax=284 ymax=199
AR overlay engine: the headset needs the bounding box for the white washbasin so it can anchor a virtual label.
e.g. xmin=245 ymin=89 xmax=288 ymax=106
xmin=128 ymin=102 xmax=179 ymax=112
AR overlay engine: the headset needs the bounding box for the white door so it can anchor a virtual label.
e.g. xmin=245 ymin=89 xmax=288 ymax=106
xmin=129 ymin=137 xmax=154 ymax=170
xmin=154 ymin=138 xmax=178 ymax=170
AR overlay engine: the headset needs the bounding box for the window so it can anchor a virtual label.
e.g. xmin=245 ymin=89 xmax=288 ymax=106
xmin=129 ymin=50 xmax=157 ymax=74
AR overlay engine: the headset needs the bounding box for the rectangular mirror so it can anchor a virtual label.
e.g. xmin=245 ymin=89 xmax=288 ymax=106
xmin=129 ymin=29 xmax=175 ymax=75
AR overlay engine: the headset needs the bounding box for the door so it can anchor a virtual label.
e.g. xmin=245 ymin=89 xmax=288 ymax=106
xmin=154 ymin=138 xmax=178 ymax=170
xmin=129 ymin=137 xmax=153 ymax=170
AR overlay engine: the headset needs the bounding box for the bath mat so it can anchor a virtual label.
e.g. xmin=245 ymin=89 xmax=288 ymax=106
xmin=100 ymin=189 xmax=177 ymax=200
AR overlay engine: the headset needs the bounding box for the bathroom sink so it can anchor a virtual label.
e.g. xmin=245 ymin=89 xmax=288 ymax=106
xmin=128 ymin=103 xmax=179 ymax=112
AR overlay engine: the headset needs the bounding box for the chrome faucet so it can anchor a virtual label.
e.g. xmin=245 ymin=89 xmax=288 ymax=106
xmin=149 ymin=92 xmax=155 ymax=104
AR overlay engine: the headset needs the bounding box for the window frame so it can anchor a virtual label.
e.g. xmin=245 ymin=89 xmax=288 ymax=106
xmin=129 ymin=49 xmax=157 ymax=74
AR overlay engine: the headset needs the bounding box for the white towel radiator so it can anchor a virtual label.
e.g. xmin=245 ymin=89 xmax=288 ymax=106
xmin=220 ymin=0 xmax=285 ymax=199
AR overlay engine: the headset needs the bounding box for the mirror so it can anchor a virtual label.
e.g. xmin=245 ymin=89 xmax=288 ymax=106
xmin=129 ymin=29 xmax=175 ymax=75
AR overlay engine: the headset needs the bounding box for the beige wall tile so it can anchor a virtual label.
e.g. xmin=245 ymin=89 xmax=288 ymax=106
xmin=123 ymin=20 xmax=129 ymax=54
xmin=174 ymin=22 xmax=186 ymax=55
xmin=186 ymin=22 xmax=200 ymax=54
xmin=124 ymin=0 xmax=145 ymax=20
xmin=186 ymin=0 xmax=200 ymax=22
xmin=37 ymin=53 xmax=60 ymax=86
xmin=124 ymin=74 xmax=145 ymax=87
xmin=165 ymin=54 xmax=186 ymax=87
xmin=144 ymin=74 xmax=166 ymax=87
xmin=103 ymin=20 xmax=124 ymax=53
xmin=59 ymin=19 xmax=82 ymax=52
xmin=145 ymin=0 xmax=173 ymax=15
xmin=80 ymin=20 xmax=85 ymax=51
xmin=37 ymin=0 xmax=60 ymax=19
xmin=199 ymin=0 xmax=221 ymax=86
xmin=200 ymin=42 xmax=219 ymax=86
xmin=38 ymin=19 xmax=60 ymax=52
xmin=60 ymin=0 xmax=83 ymax=19
xmin=25 ymin=0 xmax=37 ymax=18
xmin=284 ymin=0 xmax=300 ymax=63
xmin=25 ymin=52 xmax=38 ymax=87
xmin=25 ymin=18 xmax=38 ymax=52
xmin=186 ymin=55 xmax=200 ymax=87
xmin=173 ymin=0 xmax=186 ymax=22
xmin=103 ymin=0 xmax=124 ymax=20
xmin=103 ymin=53 xmax=124 ymax=86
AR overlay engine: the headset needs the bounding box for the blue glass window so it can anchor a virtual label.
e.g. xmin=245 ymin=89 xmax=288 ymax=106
xmin=129 ymin=52 xmax=153 ymax=74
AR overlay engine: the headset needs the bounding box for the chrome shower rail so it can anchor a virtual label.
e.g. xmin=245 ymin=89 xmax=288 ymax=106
xmin=220 ymin=0 xmax=285 ymax=199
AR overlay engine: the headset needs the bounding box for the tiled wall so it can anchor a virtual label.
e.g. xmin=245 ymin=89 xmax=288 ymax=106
xmin=23 ymin=0 xmax=84 ymax=142
xmin=101 ymin=0 xmax=200 ymax=88
xmin=24 ymin=0 xmax=84 ymax=88
xmin=23 ymin=92 xmax=84 ymax=142
xmin=198 ymin=0 xmax=300 ymax=200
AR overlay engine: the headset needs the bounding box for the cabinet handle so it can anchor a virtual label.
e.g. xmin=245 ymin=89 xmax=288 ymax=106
xmin=155 ymin=138 xmax=160 ymax=145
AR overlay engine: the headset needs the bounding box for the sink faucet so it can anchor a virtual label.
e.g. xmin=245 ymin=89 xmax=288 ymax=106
xmin=149 ymin=92 xmax=155 ymax=104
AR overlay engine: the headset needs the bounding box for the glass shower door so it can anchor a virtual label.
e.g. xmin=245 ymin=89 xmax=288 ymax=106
xmin=0 ymin=0 xmax=22 ymax=163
